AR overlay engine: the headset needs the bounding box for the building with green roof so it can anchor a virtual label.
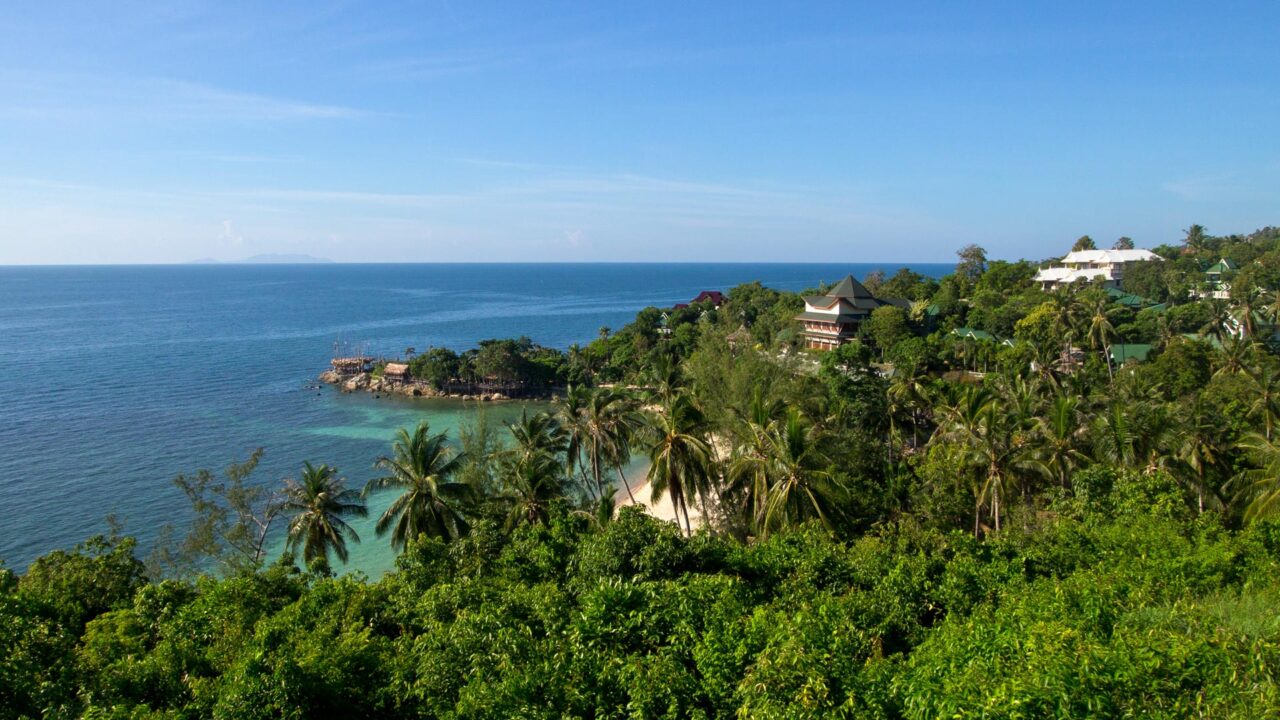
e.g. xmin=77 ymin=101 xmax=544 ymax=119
xmin=1205 ymin=258 xmax=1239 ymax=278
xmin=1109 ymin=344 xmax=1153 ymax=364
xmin=950 ymin=327 xmax=997 ymax=342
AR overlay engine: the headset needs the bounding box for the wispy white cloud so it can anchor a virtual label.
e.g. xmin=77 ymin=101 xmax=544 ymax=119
xmin=0 ymin=70 xmax=363 ymax=122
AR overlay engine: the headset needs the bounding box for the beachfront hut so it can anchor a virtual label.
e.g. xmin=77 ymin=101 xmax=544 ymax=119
xmin=383 ymin=362 xmax=411 ymax=385
xmin=796 ymin=275 xmax=906 ymax=351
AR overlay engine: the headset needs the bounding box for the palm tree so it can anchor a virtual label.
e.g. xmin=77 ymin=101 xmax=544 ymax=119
xmin=644 ymin=392 xmax=713 ymax=535
xmin=726 ymin=390 xmax=785 ymax=533
xmin=1183 ymin=223 xmax=1208 ymax=253
xmin=556 ymin=384 xmax=595 ymax=499
xmin=647 ymin=352 xmax=683 ymax=406
xmin=887 ymin=364 xmax=930 ymax=455
xmin=1034 ymin=395 xmax=1090 ymax=489
xmin=1174 ymin=398 xmax=1225 ymax=515
xmin=366 ymin=422 xmax=471 ymax=550
xmin=499 ymin=410 xmax=570 ymax=529
xmin=1247 ymin=364 xmax=1280 ymax=441
xmin=559 ymin=386 xmax=636 ymax=501
xmin=1047 ymin=288 xmax=1084 ymax=371
xmin=1200 ymin=299 xmax=1233 ymax=345
xmin=1085 ymin=295 xmax=1118 ymax=380
xmin=497 ymin=448 xmax=565 ymax=530
xmin=1214 ymin=336 xmax=1255 ymax=378
xmin=508 ymin=409 xmax=568 ymax=464
xmin=603 ymin=393 xmax=645 ymax=505
xmin=1155 ymin=312 xmax=1177 ymax=351
xmin=755 ymin=409 xmax=846 ymax=538
xmin=1090 ymin=401 xmax=1175 ymax=474
xmin=1235 ymin=433 xmax=1280 ymax=521
xmin=1090 ymin=399 xmax=1141 ymax=468
xmin=1231 ymin=288 xmax=1262 ymax=338
xmin=933 ymin=386 xmax=1037 ymax=536
xmin=280 ymin=462 xmax=367 ymax=570
xmin=1265 ymin=289 xmax=1280 ymax=327
xmin=566 ymin=343 xmax=599 ymax=384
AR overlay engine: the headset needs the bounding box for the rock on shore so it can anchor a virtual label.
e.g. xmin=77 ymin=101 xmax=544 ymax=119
xmin=318 ymin=372 xmax=509 ymax=401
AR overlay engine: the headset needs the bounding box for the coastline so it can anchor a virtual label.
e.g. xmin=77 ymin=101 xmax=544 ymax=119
xmin=318 ymin=370 xmax=559 ymax=402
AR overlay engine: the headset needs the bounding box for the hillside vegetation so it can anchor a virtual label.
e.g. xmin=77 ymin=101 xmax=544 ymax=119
xmin=7 ymin=225 xmax=1280 ymax=719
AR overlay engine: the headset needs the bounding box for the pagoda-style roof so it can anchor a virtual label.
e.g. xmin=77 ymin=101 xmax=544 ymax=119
xmin=803 ymin=274 xmax=885 ymax=310
xmin=828 ymin=275 xmax=875 ymax=299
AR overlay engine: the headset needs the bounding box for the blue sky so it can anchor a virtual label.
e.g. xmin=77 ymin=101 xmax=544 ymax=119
xmin=1 ymin=1 xmax=1277 ymax=264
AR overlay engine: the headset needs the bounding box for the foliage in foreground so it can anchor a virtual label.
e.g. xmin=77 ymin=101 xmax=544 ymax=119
xmin=6 ymin=478 xmax=1280 ymax=719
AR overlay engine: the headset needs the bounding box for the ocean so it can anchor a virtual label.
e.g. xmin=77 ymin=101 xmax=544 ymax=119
xmin=0 ymin=263 xmax=950 ymax=574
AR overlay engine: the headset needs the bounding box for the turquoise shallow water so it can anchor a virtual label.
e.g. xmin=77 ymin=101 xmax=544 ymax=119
xmin=0 ymin=263 xmax=949 ymax=573
xmin=265 ymin=396 xmax=541 ymax=578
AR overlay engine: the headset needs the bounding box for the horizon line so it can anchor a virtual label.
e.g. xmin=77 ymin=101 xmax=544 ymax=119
xmin=0 ymin=259 xmax=974 ymax=268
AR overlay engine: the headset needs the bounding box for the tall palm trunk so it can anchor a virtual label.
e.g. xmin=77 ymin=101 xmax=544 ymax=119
xmin=615 ymin=465 xmax=637 ymax=504
xmin=1196 ymin=465 xmax=1205 ymax=515
xmin=990 ymin=465 xmax=1001 ymax=533
xmin=683 ymin=495 xmax=694 ymax=536
xmin=697 ymin=487 xmax=712 ymax=533
xmin=591 ymin=449 xmax=603 ymax=499
xmin=974 ymin=497 xmax=983 ymax=539
xmin=577 ymin=456 xmax=597 ymax=501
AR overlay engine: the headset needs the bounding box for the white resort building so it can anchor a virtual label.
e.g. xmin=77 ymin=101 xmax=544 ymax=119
xmin=1034 ymin=248 xmax=1161 ymax=291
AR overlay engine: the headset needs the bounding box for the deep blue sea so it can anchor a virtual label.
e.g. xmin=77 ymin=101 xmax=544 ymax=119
xmin=0 ymin=263 xmax=949 ymax=573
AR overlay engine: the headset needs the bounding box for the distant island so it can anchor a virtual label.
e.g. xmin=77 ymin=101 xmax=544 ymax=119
xmin=184 ymin=253 xmax=334 ymax=264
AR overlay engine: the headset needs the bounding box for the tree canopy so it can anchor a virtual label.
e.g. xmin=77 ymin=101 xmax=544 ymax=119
xmin=11 ymin=223 xmax=1280 ymax=718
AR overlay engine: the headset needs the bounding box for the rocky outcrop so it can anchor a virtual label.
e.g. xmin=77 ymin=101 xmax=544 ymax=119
xmin=319 ymin=372 xmax=513 ymax=401
xmin=340 ymin=373 xmax=371 ymax=392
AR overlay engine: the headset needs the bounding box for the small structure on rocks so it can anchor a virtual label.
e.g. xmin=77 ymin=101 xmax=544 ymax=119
xmin=383 ymin=362 xmax=410 ymax=385
xmin=330 ymin=356 xmax=374 ymax=376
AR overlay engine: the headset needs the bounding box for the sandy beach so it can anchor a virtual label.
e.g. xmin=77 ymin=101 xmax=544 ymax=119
xmin=614 ymin=467 xmax=704 ymax=530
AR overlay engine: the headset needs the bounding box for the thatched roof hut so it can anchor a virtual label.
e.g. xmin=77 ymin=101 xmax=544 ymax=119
xmin=383 ymin=362 xmax=411 ymax=382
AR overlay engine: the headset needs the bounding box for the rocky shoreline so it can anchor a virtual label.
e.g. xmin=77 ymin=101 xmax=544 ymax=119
xmin=318 ymin=370 xmax=531 ymax=402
